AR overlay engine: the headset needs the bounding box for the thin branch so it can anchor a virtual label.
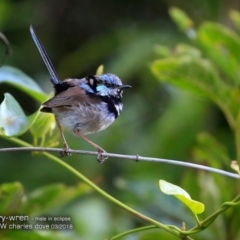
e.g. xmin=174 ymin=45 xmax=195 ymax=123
xmin=0 ymin=32 xmax=11 ymax=67
xmin=0 ymin=146 xmax=239 ymax=179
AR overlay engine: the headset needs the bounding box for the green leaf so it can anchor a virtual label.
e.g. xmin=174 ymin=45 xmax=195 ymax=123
xmin=175 ymin=44 xmax=202 ymax=58
xmin=229 ymin=10 xmax=240 ymax=31
xmin=0 ymin=182 xmax=24 ymax=215
xmin=96 ymin=65 xmax=104 ymax=75
xmin=150 ymin=50 xmax=240 ymax=123
xmin=230 ymin=161 xmax=240 ymax=175
xmin=169 ymin=7 xmax=194 ymax=31
xmin=30 ymin=112 xmax=56 ymax=140
xmin=0 ymin=93 xmax=39 ymax=136
xmin=154 ymin=45 xmax=171 ymax=57
xmin=197 ymin=22 xmax=240 ymax=86
xmin=151 ymin=55 xmax=226 ymax=99
xmin=159 ymin=180 xmax=205 ymax=214
xmin=0 ymin=65 xmax=47 ymax=102
xmin=21 ymin=183 xmax=91 ymax=216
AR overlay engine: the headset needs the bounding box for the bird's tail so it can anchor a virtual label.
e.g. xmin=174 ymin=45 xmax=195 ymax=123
xmin=30 ymin=25 xmax=60 ymax=85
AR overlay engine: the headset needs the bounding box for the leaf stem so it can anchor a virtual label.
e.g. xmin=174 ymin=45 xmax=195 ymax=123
xmin=189 ymin=194 xmax=240 ymax=232
xmin=193 ymin=214 xmax=201 ymax=227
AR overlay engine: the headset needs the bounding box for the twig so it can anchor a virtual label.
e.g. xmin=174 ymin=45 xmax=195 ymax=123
xmin=0 ymin=146 xmax=239 ymax=179
xmin=0 ymin=32 xmax=11 ymax=67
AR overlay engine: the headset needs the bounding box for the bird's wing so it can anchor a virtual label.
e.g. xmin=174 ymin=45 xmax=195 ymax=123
xmin=41 ymin=86 xmax=99 ymax=109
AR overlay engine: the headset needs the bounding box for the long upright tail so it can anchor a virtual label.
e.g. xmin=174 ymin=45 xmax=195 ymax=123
xmin=30 ymin=25 xmax=60 ymax=85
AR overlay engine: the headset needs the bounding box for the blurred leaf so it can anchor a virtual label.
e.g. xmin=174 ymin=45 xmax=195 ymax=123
xmin=197 ymin=22 xmax=240 ymax=86
xmin=21 ymin=183 xmax=91 ymax=216
xmin=230 ymin=161 xmax=240 ymax=174
xmin=0 ymin=182 xmax=23 ymax=215
xmin=95 ymin=65 xmax=104 ymax=75
xmin=151 ymin=55 xmax=225 ymax=99
xmin=0 ymin=93 xmax=39 ymax=136
xmin=0 ymin=66 xmax=47 ymax=102
xmin=229 ymin=10 xmax=240 ymax=31
xmin=175 ymin=44 xmax=202 ymax=58
xmin=150 ymin=50 xmax=240 ymax=127
xmin=194 ymin=133 xmax=234 ymax=203
xmin=159 ymin=180 xmax=205 ymax=215
xmin=154 ymin=45 xmax=171 ymax=57
xmin=198 ymin=172 xmax=225 ymax=239
xmin=169 ymin=7 xmax=194 ymax=31
xmin=149 ymin=89 xmax=209 ymax=160
xmin=193 ymin=132 xmax=231 ymax=168
xmin=30 ymin=111 xmax=56 ymax=141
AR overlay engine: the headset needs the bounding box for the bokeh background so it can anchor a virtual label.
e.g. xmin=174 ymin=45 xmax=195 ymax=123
xmin=0 ymin=0 xmax=240 ymax=239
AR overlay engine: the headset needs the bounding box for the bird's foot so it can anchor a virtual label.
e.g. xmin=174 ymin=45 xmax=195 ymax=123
xmin=97 ymin=149 xmax=108 ymax=163
xmin=59 ymin=145 xmax=72 ymax=157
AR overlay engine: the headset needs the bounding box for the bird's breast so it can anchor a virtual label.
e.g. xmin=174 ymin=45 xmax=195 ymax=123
xmin=53 ymin=102 xmax=120 ymax=135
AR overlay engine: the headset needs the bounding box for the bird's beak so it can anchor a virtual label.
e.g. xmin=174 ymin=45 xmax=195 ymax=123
xmin=118 ymin=84 xmax=132 ymax=89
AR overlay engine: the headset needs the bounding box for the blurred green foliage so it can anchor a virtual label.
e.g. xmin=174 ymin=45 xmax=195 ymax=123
xmin=0 ymin=0 xmax=240 ymax=239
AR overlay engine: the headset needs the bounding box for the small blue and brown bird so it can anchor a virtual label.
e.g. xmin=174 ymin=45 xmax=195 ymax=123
xmin=29 ymin=26 xmax=131 ymax=163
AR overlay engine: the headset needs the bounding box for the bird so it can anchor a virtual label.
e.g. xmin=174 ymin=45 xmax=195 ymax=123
xmin=29 ymin=25 xmax=131 ymax=163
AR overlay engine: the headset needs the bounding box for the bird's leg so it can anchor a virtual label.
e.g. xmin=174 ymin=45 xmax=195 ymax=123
xmin=74 ymin=129 xmax=108 ymax=163
xmin=55 ymin=118 xmax=71 ymax=157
